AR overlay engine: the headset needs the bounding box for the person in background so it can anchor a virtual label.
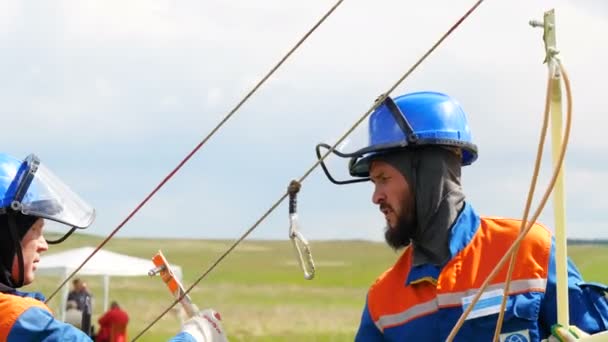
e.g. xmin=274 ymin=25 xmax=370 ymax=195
xmin=68 ymin=278 xmax=93 ymax=312
xmin=65 ymin=300 xmax=83 ymax=330
xmin=96 ymin=301 xmax=129 ymax=342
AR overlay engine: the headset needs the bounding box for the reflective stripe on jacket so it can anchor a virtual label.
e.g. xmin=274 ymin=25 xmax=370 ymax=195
xmin=355 ymin=203 xmax=608 ymax=341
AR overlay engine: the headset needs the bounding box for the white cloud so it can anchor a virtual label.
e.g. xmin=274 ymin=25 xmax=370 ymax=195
xmin=2 ymin=0 xmax=607 ymax=240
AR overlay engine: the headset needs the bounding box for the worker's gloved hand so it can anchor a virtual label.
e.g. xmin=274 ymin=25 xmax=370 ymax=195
xmin=180 ymin=309 xmax=228 ymax=342
xmin=543 ymin=324 xmax=589 ymax=342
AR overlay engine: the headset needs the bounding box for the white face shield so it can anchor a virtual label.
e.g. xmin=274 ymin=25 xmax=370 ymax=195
xmin=1 ymin=154 xmax=95 ymax=242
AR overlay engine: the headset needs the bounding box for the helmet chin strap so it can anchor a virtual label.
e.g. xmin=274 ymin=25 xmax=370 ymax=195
xmin=7 ymin=212 xmax=25 ymax=288
xmin=46 ymin=227 xmax=77 ymax=244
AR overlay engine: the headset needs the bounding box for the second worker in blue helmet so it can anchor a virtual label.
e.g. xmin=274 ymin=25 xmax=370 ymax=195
xmin=316 ymin=91 xmax=608 ymax=341
xmin=0 ymin=153 xmax=227 ymax=342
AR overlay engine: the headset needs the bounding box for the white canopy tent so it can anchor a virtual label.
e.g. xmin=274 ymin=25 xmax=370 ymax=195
xmin=36 ymin=246 xmax=182 ymax=321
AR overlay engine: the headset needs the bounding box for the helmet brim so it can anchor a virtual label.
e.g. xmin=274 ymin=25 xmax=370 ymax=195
xmin=349 ymin=138 xmax=478 ymax=178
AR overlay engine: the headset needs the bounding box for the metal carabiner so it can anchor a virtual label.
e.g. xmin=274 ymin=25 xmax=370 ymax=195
xmin=288 ymin=180 xmax=315 ymax=280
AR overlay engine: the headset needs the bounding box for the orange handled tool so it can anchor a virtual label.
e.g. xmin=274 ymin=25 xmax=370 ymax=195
xmin=149 ymin=250 xmax=199 ymax=318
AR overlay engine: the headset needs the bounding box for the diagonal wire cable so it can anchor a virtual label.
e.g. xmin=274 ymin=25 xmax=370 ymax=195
xmin=132 ymin=0 xmax=487 ymax=339
xmin=45 ymin=0 xmax=346 ymax=304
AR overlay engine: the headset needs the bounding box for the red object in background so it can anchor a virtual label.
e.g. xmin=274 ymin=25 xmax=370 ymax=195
xmin=96 ymin=304 xmax=129 ymax=342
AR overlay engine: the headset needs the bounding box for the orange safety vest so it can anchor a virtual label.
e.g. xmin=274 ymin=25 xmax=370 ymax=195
xmin=0 ymin=291 xmax=54 ymax=340
xmin=359 ymin=203 xmax=553 ymax=341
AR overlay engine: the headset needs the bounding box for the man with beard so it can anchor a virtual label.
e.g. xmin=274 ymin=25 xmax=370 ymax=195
xmin=316 ymin=91 xmax=608 ymax=341
xmin=0 ymin=152 xmax=227 ymax=341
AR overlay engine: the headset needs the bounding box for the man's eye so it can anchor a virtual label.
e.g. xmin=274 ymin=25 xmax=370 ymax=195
xmin=371 ymin=175 xmax=390 ymax=183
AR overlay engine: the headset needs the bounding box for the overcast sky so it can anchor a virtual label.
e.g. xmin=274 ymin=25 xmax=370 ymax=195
xmin=2 ymin=0 xmax=607 ymax=241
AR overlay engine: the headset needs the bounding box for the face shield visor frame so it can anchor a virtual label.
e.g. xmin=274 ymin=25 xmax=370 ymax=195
xmin=0 ymin=154 xmax=96 ymax=244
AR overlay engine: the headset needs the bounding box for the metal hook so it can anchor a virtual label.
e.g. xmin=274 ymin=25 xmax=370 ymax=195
xmin=288 ymin=180 xmax=315 ymax=280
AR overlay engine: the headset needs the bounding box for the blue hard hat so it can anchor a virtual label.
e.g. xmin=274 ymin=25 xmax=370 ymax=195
xmin=0 ymin=153 xmax=95 ymax=232
xmin=0 ymin=154 xmax=21 ymax=206
xmin=316 ymin=91 xmax=478 ymax=184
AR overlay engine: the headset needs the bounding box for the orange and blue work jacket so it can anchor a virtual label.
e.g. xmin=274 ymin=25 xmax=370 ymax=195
xmin=0 ymin=289 xmax=91 ymax=341
xmin=356 ymin=203 xmax=608 ymax=341
xmin=0 ymin=289 xmax=202 ymax=341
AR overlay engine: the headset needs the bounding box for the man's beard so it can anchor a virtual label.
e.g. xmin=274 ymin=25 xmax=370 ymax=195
xmin=384 ymin=199 xmax=416 ymax=250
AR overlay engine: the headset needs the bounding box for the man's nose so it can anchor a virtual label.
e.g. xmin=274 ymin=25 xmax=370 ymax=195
xmin=39 ymin=235 xmax=49 ymax=252
xmin=372 ymin=186 xmax=384 ymax=205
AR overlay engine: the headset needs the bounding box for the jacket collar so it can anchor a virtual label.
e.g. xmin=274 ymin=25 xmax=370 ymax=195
xmin=406 ymin=202 xmax=480 ymax=286
xmin=0 ymin=283 xmax=46 ymax=301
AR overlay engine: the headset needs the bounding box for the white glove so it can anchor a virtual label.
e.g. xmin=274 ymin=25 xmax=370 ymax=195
xmin=181 ymin=309 xmax=228 ymax=342
xmin=543 ymin=324 xmax=589 ymax=342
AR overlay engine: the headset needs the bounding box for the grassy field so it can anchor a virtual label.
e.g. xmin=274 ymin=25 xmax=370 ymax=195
xmin=27 ymin=234 xmax=608 ymax=341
